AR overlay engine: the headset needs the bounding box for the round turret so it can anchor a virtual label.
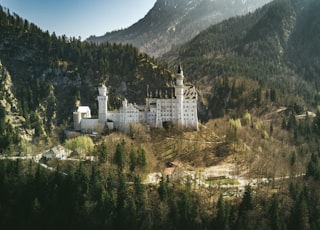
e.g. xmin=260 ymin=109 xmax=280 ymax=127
xmin=176 ymin=65 xmax=184 ymax=86
xmin=98 ymin=85 xmax=108 ymax=122
xmin=98 ymin=85 xmax=108 ymax=96
xmin=73 ymin=111 xmax=81 ymax=131
xmin=175 ymin=65 xmax=184 ymax=127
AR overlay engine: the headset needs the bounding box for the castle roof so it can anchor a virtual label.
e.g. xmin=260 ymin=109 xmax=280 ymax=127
xmin=147 ymin=87 xmax=175 ymax=99
xmin=184 ymin=85 xmax=197 ymax=99
xmin=146 ymin=85 xmax=197 ymax=100
xmin=77 ymin=106 xmax=91 ymax=113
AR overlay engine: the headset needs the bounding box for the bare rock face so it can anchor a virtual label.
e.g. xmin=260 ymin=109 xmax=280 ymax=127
xmin=87 ymin=0 xmax=272 ymax=57
xmin=0 ymin=62 xmax=33 ymax=140
xmin=0 ymin=62 xmax=19 ymax=116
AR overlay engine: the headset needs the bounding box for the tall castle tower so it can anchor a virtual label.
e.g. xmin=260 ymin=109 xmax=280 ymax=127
xmin=175 ymin=65 xmax=184 ymax=127
xmin=97 ymin=85 xmax=108 ymax=122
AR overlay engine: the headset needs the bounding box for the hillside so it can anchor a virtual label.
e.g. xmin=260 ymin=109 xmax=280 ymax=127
xmin=2 ymin=1 xmax=320 ymax=229
xmin=1 ymin=109 xmax=320 ymax=229
xmin=0 ymin=62 xmax=24 ymax=152
xmin=87 ymin=0 xmax=271 ymax=57
xmin=0 ymin=0 xmax=319 ymax=153
xmin=0 ymin=0 xmax=319 ymax=150
xmin=0 ymin=5 xmax=173 ymax=151
xmin=163 ymin=0 xmax=320 ymax=119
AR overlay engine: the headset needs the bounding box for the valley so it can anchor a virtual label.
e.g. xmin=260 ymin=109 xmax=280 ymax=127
xmin=1 ymin=0 xmax=320 ymax=229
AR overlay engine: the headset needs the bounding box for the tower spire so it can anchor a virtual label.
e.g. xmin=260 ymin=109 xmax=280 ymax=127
xmin=178 ymin=64 xmax=183 ymax=74
xmin=175 ymin=65 xmax=184 ymax=128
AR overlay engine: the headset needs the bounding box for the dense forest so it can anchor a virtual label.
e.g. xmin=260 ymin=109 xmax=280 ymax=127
xmin=0 ymin=5 xmax=173 ymax=151
xmin=1 ymin=141 xmax=320 ymax=230
xmin=164 ymin=0 xmax=320 ymax=119
xmin=1 ymin=0 xmax=320 ymax=229
xmin=1 ymin=106 xmax=320 ymax=229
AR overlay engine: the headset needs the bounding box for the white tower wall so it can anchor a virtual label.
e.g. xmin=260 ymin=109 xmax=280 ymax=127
xmin=175 ymin=66 xmax=184 ymax=127
xmin=73 ymin=112 xmax=81 ymax=131
xmin=97 ymin=85 xmax=108 ymax=122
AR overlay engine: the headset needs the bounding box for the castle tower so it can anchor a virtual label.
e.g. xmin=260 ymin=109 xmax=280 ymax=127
xmin=73 ymin=111 xmax=81 ymax=131
xmin=175 ymin=65 xmax=184 ymax=127
xmin=97 ymin=85 xmax=108 ymax=122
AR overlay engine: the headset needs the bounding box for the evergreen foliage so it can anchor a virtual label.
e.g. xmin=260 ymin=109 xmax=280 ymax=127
xmin=1 ymin=1 xmax=320 ymax=229
xmin=1 ymin=158 xmax=320 ymax=229
xmin=0 ymin=106 xmax=20 ymax=153
xmin=165 ymin=0 xmax=320 ymax=119
xmin=0 ymin=5 xmax=173 ymax=143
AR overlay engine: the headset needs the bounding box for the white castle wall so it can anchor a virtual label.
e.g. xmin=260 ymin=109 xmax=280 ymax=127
xmin=80 ymin=119 xmax=100 ymax=133
xmin=108 ymin=111 xmax=120 ymax=129
xmin=74 ymin=67 xmax=198 ymax=133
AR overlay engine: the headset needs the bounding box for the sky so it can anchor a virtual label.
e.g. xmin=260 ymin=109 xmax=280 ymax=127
xmin=0 ymin=0 xmax=156 ymax=40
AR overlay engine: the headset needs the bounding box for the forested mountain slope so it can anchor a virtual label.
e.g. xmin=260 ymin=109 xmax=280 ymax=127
xmin=163 ymin=0 xmax=320 ymax=118
xmin=2 ymin=2 xmax=320 ymax=229
xmin=88 ymin=0 xmax=271 ymax=57
xmin=0 ymin=6 xmax=173 ymax=151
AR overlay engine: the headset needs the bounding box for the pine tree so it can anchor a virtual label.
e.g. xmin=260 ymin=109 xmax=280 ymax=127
xmin=129 ymin=148 xmax=137 ymax=172
xmin=116 ymin=174 xmax=128 ymax=230
xmin=133 ymin=176 xmax=145 ymax=209
xmin=89 ymin=164 xmax=102 ymax=201
xmin=313 ymin=111 xmax=320 ymax=135
xmin=290 ymin=191 xmax=311 ymax=230
xmin=269 ymin=194 xmax=281 ymax=230
xmin=137 ymin=147 xmax=147 ymax=170
xmin=114 ymin=141 xmax=125 ymax=172
xmin=236 ymin=185 xmax=253 ymax=229
xmin=307 ymin=152 xmax=320 ymax=179
xmin=216 ymin=194 xmax=230 ymax=229
xmin=97 ymin=141 xmax=108 ymax=163
xmin=178 ymin=182 xmax=197 ymax=230
xmin=270 ymin=89 xmax=277 ymax=102
xmin=158 ymin=176 xmax=168 ymax=201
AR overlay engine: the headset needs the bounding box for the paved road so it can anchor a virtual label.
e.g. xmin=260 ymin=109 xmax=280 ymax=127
xmin=0 ymin=153 xmax=68 ymax=175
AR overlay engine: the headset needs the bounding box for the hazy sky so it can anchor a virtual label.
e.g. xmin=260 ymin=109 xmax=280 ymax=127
xmin=0 ymin=0 xmax=156 ymax=40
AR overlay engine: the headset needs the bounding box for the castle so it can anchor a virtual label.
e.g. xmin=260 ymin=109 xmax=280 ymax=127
xmin=73 ymin=66 xmax=198 ymax=133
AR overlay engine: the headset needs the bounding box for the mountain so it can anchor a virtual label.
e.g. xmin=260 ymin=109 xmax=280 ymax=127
xmin=0 ymin=5 xmax=173 ymax=151
xmin=3 ymin=2 xmax=320 ymax=229
xmin=163 ymin=0 xmax=320 ymax=118
xmin=1 ymin=0 xmax=319 ymax=148
xmin=87 ymin=0 xmax=272 ymax=57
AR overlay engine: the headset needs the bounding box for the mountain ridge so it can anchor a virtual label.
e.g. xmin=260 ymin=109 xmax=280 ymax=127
xmin=87 ymin=0 xmax=272 ymax=57
xmin=162 ymin=0 xmax=320 ymax=118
